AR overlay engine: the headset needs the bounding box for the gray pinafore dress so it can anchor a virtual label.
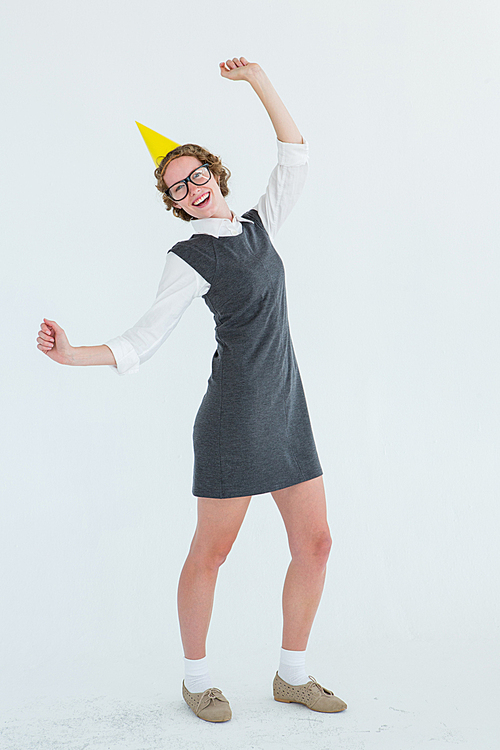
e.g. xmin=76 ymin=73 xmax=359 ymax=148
xmin=169 ymin=208 xmax=322 ymax=499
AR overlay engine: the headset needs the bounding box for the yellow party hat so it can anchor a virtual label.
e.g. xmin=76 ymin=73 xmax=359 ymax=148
xmin=136 ymin=122 xmax=180 ymax=165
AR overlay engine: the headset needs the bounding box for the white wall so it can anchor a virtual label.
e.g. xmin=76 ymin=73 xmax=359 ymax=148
xmin=1 ymin=0 xmax=499 ymax=702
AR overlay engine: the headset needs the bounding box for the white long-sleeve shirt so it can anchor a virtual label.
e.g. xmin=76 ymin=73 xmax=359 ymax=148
xmin=106 ymin=139 xmax=308 ymax=375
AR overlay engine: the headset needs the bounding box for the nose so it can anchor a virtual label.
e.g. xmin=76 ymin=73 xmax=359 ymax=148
xmin=188 ymin=181 xmax=202 ymax=199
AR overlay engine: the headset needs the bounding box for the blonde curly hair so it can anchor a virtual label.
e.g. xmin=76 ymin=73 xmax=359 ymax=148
xmin=154 ymin=144 xmax=231 ymax=222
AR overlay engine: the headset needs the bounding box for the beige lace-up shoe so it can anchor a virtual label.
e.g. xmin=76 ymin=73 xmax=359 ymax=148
xmin=182 ymin=681 xmax=232 ymax=722
xmin=273 ymin=672 xmax=347 ymax=713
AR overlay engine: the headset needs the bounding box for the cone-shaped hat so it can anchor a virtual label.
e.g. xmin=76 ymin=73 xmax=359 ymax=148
xmin=136 ymin=122 xmax=180 ymax=165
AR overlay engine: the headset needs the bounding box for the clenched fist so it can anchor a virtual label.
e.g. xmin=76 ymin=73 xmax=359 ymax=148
xmin=219 ymin=57 xmax=262 ymax=82
xmin=36 ymin=318 xmax=73 ymax=365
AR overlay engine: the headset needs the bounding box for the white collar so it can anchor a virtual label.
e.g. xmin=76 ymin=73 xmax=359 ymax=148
xmin=190 ymin=212 xmax=254 ymax=238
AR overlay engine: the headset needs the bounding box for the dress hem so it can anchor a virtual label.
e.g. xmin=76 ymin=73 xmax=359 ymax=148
xmin=192 ymin=469 xmax=323 ymax=500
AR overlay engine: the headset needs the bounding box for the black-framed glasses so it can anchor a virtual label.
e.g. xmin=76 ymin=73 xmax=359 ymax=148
xmin=164 ymin=163 xmax=212 ymax=201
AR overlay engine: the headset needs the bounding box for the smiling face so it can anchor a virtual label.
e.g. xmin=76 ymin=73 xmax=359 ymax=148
xmin=162 ymin=156 xmax=232 ymax=221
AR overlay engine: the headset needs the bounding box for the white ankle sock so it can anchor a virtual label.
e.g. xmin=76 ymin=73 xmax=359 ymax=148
xmin=184 ymin=656 xmax=213 ymax=693
xmin=278 ymin=647 xmax=310 ymax=686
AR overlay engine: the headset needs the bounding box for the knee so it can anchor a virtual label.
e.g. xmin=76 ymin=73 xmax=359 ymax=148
xmin=293 ymin=531 xmax=332 ymax=568
xmin=314 ymin=531 xmax=333 ymax=566
xmin=189 ymin=541 xmax=234 ymax=571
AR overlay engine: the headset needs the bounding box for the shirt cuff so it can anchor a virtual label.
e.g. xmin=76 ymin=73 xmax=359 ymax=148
xmin=277 ymin=138 xmax=309 ymax=167
xmin=105 ymin=336 xmax=140 ymax=375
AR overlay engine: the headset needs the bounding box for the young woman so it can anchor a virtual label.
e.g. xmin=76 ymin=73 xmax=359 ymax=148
xmin=36 ymin=57 xmax=347 ymax=722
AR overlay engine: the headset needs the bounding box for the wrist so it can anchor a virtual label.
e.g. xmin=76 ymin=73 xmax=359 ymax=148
xmin=67 ymin=346 xmax=80 ymax=366
xmin=247 ymin=66 xmax=267 ymax=88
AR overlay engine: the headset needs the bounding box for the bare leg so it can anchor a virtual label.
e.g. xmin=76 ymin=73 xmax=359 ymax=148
xmin=271 ymin=476 xmax=332 ymax=651
xmin=177 ymin=495 xmax=251 ymax=659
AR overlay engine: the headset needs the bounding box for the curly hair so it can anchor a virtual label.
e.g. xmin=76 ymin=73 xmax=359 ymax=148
xmin=154 ymin=144 xmax=231 ymax=222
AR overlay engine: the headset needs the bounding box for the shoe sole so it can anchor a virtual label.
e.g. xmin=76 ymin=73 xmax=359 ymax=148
xmin=274 ymin=696 xmax=347 ymax=712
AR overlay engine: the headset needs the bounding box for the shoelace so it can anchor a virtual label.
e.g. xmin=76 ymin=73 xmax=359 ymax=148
xmin=197 ymin=687 xmax=224 ymax=711
xmin=308 ymin=676 xmax=334 ymax=696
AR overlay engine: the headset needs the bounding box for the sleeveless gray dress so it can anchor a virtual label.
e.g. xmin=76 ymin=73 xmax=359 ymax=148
xmin=169 ymin=208 xmax=322 ymax=499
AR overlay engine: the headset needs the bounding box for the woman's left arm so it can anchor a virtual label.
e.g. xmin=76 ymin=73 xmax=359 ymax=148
xmin=220 ymin=57 xmax=303 ymax=144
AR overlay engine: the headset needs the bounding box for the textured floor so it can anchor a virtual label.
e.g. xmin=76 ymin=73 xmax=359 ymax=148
xmin=1 ymin=640 xmax=496 ymax=750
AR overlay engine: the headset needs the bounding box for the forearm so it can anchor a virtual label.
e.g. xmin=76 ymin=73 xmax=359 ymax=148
xmin=249 ymin=68 xmax=303 ymax=144
xmin=70 ymin=344 xmax=116 ymax=367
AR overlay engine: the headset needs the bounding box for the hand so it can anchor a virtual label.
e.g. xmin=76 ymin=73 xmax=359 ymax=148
xmin=219 ymin=57 xmax=262 ymax=82
xmin=37 ymin=318 xmax=74 ymax=365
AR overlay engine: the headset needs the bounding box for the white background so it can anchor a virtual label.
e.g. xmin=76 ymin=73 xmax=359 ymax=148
xmin=1 ymin=0 xmax=499 ymax=747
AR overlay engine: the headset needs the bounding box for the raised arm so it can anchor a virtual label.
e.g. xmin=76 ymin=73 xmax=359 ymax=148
xmin=219 ymin=58 xmax=303 ymax=144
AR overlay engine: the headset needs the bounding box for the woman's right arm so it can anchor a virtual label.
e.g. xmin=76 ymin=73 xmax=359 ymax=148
xmin=37 ymin=251 xmax=210 ymax=372
xmin=37 ymin=319 xmax=117 ymax=366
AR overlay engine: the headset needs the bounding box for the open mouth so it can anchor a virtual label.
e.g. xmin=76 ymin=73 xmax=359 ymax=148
xmin=192 ymin=192 xmax=210 ymax=208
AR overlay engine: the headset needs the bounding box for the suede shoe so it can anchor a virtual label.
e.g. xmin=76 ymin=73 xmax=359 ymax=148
xmin=182 ymin=681 xmax=232 ymax=722
xmin=273 ymin=672 xmax=347 ymax=713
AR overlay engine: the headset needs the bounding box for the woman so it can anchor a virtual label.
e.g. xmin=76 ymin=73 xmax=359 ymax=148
xmin=36 ymin=57 xmax=347 ymax=722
